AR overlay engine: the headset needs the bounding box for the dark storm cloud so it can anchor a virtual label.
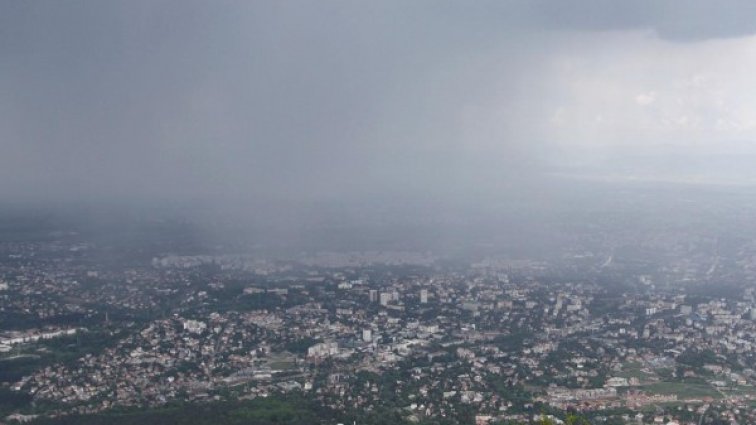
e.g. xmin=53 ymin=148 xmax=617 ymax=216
xmin=533 ymin=0 xmax=756 ymax=41
xmin=2 ymin=1 xmax=756 ymax=205
xmin=0 ymin=1 xmax=521 ymax=202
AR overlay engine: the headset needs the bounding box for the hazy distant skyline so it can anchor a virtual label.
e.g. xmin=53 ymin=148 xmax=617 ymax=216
xmin=4 ymin=1 xmax=756 ymax=206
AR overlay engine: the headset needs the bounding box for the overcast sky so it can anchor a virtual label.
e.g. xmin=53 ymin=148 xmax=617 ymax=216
xmin=3 ymin=1 xmax=756 ymax=207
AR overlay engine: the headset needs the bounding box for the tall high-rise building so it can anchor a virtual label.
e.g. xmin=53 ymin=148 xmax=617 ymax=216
xmin=379 ymin=292 xmax=392 ymax=306
xmin=369 ymin=289 xmax=378 ymax=303
xmin=362 ymin=329 xmax=372 ymax=342
xmin=420 ymin=289 xmax=428 ymax=304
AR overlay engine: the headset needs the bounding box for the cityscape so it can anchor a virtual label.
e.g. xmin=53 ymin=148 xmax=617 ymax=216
xmin=3 ymin=1 xmax=756 ymax=424
xmin=1 ymin=200 xmax=756 ymax=424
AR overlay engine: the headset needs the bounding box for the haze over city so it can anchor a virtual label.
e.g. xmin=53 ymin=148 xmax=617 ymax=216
xmin=3 ymin=2 xmax=756 ymax=425
xmin=5 ymin=1 xmax=756 ymax=205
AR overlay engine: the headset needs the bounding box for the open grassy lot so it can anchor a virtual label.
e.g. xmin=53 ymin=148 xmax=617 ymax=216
xmin=721 ymin=385 xmax=756 ymax=396
xmin=644 ymin=382 xmax=722 ymax=399
xmin=615 ymin=361 xmax=655 ymax=384
xmin=268 ymin=360 xmax=297 ymax=371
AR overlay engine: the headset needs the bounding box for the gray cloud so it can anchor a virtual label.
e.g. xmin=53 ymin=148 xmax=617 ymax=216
xmin=2 ymin=0 xmax=756 ymax=210
xmin=532 ymin=0 xmax=756 ymax=41
xmin=353 ymin=1 xmax=756 ymax=42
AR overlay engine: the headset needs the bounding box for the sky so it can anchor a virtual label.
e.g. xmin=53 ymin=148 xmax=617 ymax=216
xmin=3 ymin=0 xmax=756 ymax=210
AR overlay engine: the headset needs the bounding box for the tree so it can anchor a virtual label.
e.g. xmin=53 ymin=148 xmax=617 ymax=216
xmin=565 ymin=413 xmax=591 ymax=425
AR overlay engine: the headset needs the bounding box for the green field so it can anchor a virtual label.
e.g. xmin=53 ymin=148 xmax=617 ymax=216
xmin=266 ymin=353 xmax=298 ymax=371
xmin=268 ymin=360 xmax=297 ymax=371
xmin=721 ymin=385 xmax=756 ymax=396
xmin=644 ymin=382 xmax=722 ymax=399
xmin=615 ymin=361 xmax=654 ymax=384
